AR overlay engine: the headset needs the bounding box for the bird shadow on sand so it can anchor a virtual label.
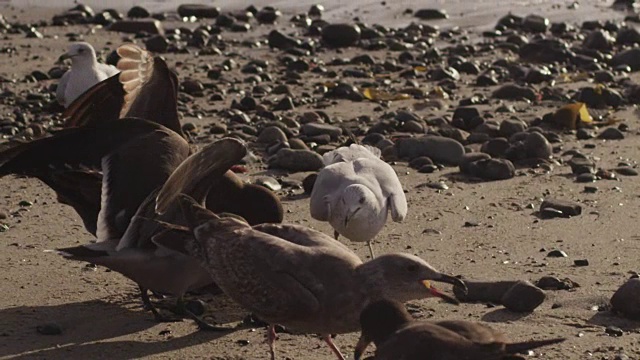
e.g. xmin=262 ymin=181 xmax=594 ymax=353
xmin=480 ymin=308 xmax=532 ymax=322
xmin=587 ymin=311 xmax=640 ymax=331
xmin=0 ymin=298 xmax=239 ymax=359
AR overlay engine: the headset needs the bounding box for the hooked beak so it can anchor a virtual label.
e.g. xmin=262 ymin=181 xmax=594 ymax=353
xmin=56 ymin=52 xmax=72 ymax=64
xmin=343 ymin=207 xmax=361 ymax=227
xmin=422 ymin=274 xmax=467 ymax=305
xmin=354 ymin=333 xmax=371 ymax=360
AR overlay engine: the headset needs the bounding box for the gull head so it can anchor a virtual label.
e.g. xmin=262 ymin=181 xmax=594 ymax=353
xmin=358 ymin=253 xmax=467 ymax=304
xmin=57 ymin=42 xmax=97 ymax=65
xmin=334 ymin=184 xmax=378 ymax=228
xmin=354 ymin=299 xmax=412 ymax=360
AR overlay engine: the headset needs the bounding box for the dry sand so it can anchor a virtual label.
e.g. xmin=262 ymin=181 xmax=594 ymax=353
xmin=1 ymin=1 xmax=640 ymax=359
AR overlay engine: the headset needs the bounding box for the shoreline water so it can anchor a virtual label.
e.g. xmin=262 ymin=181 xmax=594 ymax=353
xmin=4 ymin=0 xmax=631 ymax=29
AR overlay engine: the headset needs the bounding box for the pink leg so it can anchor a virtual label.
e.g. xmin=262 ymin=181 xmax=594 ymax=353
xmin=267 ymin=325 xmax=277 ymax=360
xmin=322 ymin=334 xmax=346 ymax=360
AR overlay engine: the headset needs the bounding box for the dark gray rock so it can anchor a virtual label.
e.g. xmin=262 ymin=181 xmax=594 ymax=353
xmin=395 ymin=135 xmax=465 ymax=165
xmin=269 ymin=148 xmax=324 ymax=172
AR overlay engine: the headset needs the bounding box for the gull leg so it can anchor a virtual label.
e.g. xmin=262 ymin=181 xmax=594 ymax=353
xmin=367 ymin=241 xmax=376 ymax=259
xmin=322 ymin=334 xmax=346 ymax=360
xmin=175 ymin=297 xmax=231 ymax=332
xmin=139 ymin=286 xmax=181 ymax=323
xmin=333 ymin=230 xmax=340 ymax=240
xmin=267 ymin=324 xmax=277 ymax=360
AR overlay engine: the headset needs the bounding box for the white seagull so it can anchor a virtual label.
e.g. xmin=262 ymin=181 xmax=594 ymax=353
xmin=310 ymin=144 xmax=408 ymax=258
xmin=56 ymin=42 xmax=120 ymax=108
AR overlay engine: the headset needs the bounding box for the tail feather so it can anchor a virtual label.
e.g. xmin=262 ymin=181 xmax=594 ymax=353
xmin=504 ymin=338 xmax=566 ymax=354
xmin=322 ymin=143 xmax=381 ymax=166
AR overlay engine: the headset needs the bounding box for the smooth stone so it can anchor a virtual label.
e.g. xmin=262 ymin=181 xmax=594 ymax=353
xmin=598 ymin=127 xmax=625 ymax=140
xmin=321 ymin=23 xmax=361 ymax=47
xmin=536 ymin=276 xmax=579 ymax=290
xmin=127 ymin=5 xmax=150 ymax=18
xmin=257 ymin=126 xmax=288 ymax=144
xmin=492 ymin=84 xmax=538 ymax=101
xmin=459 ymin=153 xmax=491 ymax=175
xmin=547 ymin=250 xmax=568 ymax=258
xmin=268 ymin=30 xmax=301 ymax=50
xmin=177 ymin=4 xmax=220 ymax=18
xmin=499 ymin=118 xmax=527 ymax=137
xmin=144 ymin=35 xmax=169 ymax=53
xmin=268 ymin=148 xmax=324 ymax=172
xmin=568 ymin=157 xmax=596 ymax=174
xmin=108 ymin=19 xmax=163 ymax=34
xmin=480 ymin=138 xmax=510 ymax=158
xmin=611 ymin=48 xmax=640 ymax=71
xmin=409 ymin=156 xmax=433 ymax=170
xmin=611 ymin=278 xmax=640 ymax=320
xmin=414 ymin=8 xmax=448 ymax=20
xmin=395 ymin=135 xmax=465 ymax=165
xmin=540 ymin=198 xmax=582 ymax=217
xmin=500 ymin=281 xmax=546 ymax=312
xmin=301 ymin=123 xmax=342 ymax=140
xmin=614 ymin=167 xmax=638 ymax=176
xmin=523 ymin=132 xmax=552 ymax=159
xmin=465 ymin=158 xmax=515 ymax=181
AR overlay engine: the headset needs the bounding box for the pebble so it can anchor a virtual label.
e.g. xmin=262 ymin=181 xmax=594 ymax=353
xmin=108 ymin=20 xmax=164 ymax=35
xmin=185 ymin=299 xmax=206 ymax=316
xmin=257 ymin=126 xmax=288 ymax=144
xmin=611 ymin=278 xmax=640 ymax=320
xmin=501 ymin=281 xmax=546 ymax=312
xmin=414 ymin=8 xmax=448 ymax=20
xmin=492 ymin=84 xmax=538 ymax=101
xmin=536 ymin=276 xmax=580 ymax=290
xmin=523 ymin=132 xmax=552 ymax=159
xmin=574 ymin=259 xmax=589 ymax=267
xmin=614 ymin=167 xmax=638 ymax=176
xmin=547 ymin=250 xmax=568 ymax=258
xmin=540 ymin=198 xmax=582 ymax=218
xmin=301 ymin=123 xmax=342 ymax=140
xmin=395 ymin=135 xmax=465 ymax=165
xmin=268 ymin=30 xmax=301 ymax=50
xmin=177 ymin=4 xmax=220 ymax=18
xmin=598 ymin=127 xmax=625 ymax=140
xmin=268 ymin=148 xmax=324 ymax=172
xmin=465 ymin=158 xmax=515 ymax=181
xmin=321 ymin=23 xmax=361 ymax=47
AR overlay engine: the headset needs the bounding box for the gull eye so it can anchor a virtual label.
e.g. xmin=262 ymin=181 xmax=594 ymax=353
xmin=78 ymin=48 xmax=84 ymax=53
xmin=406 ymin=264 xmax=418 ymax=272
xmin=359 ymin=197 xmax=365 ymax=204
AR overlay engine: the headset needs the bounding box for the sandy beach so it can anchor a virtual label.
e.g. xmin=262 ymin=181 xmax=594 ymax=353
xmin=1 ymin=0 xmax=640 ymax=359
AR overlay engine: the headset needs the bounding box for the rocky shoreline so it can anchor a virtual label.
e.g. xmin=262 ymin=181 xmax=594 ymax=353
xmin=1 ymin=1 xmax=640 ymax=359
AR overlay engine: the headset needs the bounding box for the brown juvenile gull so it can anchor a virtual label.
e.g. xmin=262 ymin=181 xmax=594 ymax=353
xmin=355 ymin=299 xmax=565 ymax=360
xmin=56 ymin=42 xmax=119 ymax=108
xmin=58 ymin=42 xmax=283 ymax=226
xmin=156 ymin=195 xmax=466 ymax=360
xmin=0 ymin=118 xmax=280 ymax=328
xmin=310 ymin=144 xmax=407 ymax=258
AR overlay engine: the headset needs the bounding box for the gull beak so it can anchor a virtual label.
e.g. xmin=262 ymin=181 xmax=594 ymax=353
xmin=56 ymin=52 xmax=73 ymax=64
xmin=353 ymin=333 xmax=371 ymax=360
xmin=422 ymin=275 xmax=466 ymax=305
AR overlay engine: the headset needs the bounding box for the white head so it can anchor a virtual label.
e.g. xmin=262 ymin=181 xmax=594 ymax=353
xmin=331 ymin=184 xmax=379 ymax=229
xmin=58 ymin=42 xmax=97 ymax=65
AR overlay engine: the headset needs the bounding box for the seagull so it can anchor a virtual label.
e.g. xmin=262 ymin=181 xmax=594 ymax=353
xmin=355 ymin=299 xmax=565 ymax=360
xmin=0 ymin=43 xmax=283 ymax=327
xmin=310 ymin=144 xmax=407 ymax=258
xmin=157 ymin=194 xmax=466 ymax=360
xmin=56 ymin=42 xmax=120 ymax=108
